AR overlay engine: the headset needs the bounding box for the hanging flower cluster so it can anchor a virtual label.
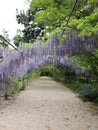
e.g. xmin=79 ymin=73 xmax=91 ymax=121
xmin=0 ymin=32 xmax=97 ymax=92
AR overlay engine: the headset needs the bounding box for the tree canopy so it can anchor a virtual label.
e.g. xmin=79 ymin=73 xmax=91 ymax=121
xmin=14 ymin=0 xmax=98 ymax=44
xmin=69 ymin=0 xmax=98 ymax=36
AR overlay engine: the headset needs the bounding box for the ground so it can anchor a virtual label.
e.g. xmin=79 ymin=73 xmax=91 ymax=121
xmin=0 ymin=76 xmax=98 ymax=130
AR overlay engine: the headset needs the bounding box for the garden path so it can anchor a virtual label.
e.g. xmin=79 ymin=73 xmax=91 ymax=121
xmin=0 ymin=76 xmax=98 ymax=130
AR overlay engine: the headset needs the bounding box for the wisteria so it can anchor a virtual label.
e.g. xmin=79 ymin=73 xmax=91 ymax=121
xmin=0 ymin=31 xmax=98 ymax=95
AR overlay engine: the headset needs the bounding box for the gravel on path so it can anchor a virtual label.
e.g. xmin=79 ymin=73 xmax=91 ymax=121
xmin=0 ymin=76 xmax=98 ymax=130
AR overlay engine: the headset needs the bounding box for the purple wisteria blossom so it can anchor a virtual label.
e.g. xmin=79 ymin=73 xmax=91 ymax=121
xmin=0 ymin=31 xmax=98 ymax=93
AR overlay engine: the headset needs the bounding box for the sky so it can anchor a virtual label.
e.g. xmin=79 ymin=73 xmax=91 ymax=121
xmin=0 ymin=0 xmax=29 ymax=40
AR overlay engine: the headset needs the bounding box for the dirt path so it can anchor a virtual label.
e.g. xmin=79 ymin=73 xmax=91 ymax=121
xmin=0 ymin=76 xmax=98 ymax=130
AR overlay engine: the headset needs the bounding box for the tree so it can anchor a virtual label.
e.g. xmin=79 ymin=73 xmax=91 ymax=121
xmin=30 ymin=0 xmax=73 ymax=35
xmin=16 ymin=9 xmax=45 ymax=43
xmin=0 ymin=29 xmax=10 ymax=47
xmin=16 ymin=0 xmax=76 ymax=43
xmin=15 ymin=0 xmax=98 ymax=43
xmin=69 ymin=0 xmax=98 ymax=36
xmin=13 ymin=29 xmax=23 ymax=47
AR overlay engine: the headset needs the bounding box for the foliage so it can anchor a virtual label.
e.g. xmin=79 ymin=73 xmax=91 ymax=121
xmin=0 ymin=29 xmax=10 ymax=47
xmin=28 ymin=0 xmax=98 ymax=38
xmin=14 ymin=0 xmax=98 ymax=44
xmin=32 ymin=64 xmax=98 ymax=102
xmin=15 ymin=0 xmax=75 ymax=43
xmin=13 ymin=30 xmax=24 ymax=47
xmin=69 ymin=0 xmax=98 ymax=36
xmin=32 ymin=64 xmax=65 ymax=82
xmin=15 ymin=9 xmax=45 ymax=44
xmin=17 ymin=81 xmax=25 ymax=92
xmin=0 ymin=73 xmax=26 ymax=99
